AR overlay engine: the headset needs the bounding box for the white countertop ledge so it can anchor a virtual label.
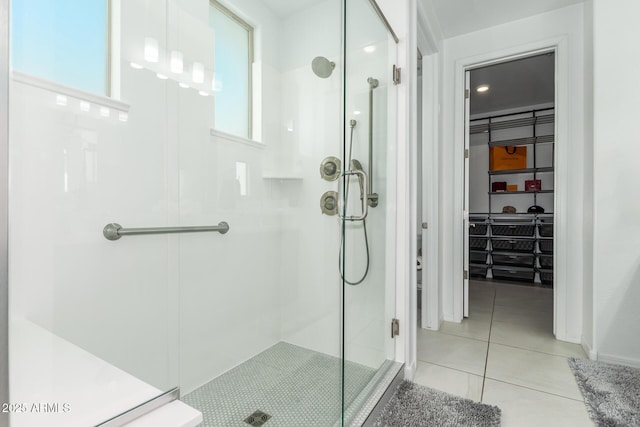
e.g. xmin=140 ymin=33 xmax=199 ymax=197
xmin=10 ymin=319 xmax=202 ymax=427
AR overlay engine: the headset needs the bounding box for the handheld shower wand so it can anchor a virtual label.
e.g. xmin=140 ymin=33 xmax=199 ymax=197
xmin=350 ymin=159 xmax=365 ymax=200
xmin=339 ymin=120 xmax=371 ymax=286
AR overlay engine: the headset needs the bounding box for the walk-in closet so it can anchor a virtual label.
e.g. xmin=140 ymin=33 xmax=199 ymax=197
xmin=466 ymin=53 xmax=556 ymax=306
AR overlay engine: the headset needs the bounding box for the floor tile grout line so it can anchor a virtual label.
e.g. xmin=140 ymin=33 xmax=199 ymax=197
xmin=492 ymin=304 xmax=554 ymax=313
xmin=418 ymin=282 xmax=583 ymax=408
xmin=486 ymin=340 xmax=583 ymax=359
xmin=428 ymin=329 xmax=490 ymax=343
xmin=484 ymin=377 xmax=586 ymax=403
xmin=414 ymin=359 xmax=486 ymax=378
xmin=481 ymin=287 xmax=497 ymax=402
xmin=419 ymin=325 xmax=491 ymax=343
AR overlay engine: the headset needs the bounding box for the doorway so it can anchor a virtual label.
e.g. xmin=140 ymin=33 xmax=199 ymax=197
xmin=415 ymin=49 xmax=587 ymax=409
xmin=463 ymin=53 xmax=556 ymax=329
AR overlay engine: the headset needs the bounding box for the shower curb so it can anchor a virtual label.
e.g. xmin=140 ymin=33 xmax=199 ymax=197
xmin=342 ymin=361 xmax=404 ymax=427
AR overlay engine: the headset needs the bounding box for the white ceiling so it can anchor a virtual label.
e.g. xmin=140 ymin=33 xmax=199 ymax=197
xmin=470 ymin=53 xmax=555 ymax=116
xmin=261 ymin=0 xmax=324 ymax=18
xmin=427 ymin=0 xmax=584 ymax=38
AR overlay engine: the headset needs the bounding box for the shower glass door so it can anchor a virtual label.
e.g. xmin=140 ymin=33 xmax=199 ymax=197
xmin=342 ymin=0 xmax=397 ymax=424
xmin=7 ymin=0 xmax=396 ymax=425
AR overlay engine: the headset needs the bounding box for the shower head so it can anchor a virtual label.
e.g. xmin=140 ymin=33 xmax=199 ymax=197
xmin=312 ymin=56 xmax=335 ymax=78
xmin=367 ymin=77 xmax=379 ymax=89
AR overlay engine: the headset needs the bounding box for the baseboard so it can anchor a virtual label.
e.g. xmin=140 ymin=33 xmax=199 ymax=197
xmin=563 ymin=335 xmax=582 ymax=344
xmin=404 ymin=360 xmax=417 ymax=381
xmin=423 ymin=322 xmax=440 ymax=331
xmin=581 ymin=339 xmax=597 ymax=360
xmin=597 ymin=353 xmax=640 ymax=369
xmin=422 ymin=301 xmax=442 ymax=331
xmin=555 ymin=328 xmax=581 ymax=345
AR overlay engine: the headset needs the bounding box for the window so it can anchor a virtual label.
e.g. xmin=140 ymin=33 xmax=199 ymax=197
xmin=11 ymin=0 xmax=109 ymax=96
xmin=209 ymin=1 xmax=254 ymax=140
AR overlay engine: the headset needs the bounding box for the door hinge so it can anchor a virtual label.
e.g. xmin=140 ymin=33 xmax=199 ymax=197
xmin=393 ymin=65 xmax=401 ymax=85
xmin=391 ymin=318 xmax=400 ymax=338
xmin=463 ymin=270 xmax=469 ymax=280
xmin=464 ymin=149 xmax=469 ymax=159
xmin=465 ymin=89 xmax=470 ymax=99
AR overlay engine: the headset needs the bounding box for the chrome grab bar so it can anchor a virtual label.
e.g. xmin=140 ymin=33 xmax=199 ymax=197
xmin=103 ymin=221 xmax=229 ymax=241
xmin=338 ymin=169 xmax=369 ymax=221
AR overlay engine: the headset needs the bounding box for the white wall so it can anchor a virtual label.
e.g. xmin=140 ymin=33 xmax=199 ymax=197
xmin=9 ymin=0 xmax=288 ymax=398
xmin=416 ymin=0 xmax=445 ymax=333
xmin=11 ymin=1 xmax=284 ymax=398
xmin=591 ymin=0 xmax=640 ymax=367
xmin=169 ymin=0 xmax=287 ymax=394
xmin=9 ymin=0 xmax=181 ymax=393
xmin=438 ymin=4 xmax=586 ymax=342
xmin=582 ymin=0 xmax=595 ymax=358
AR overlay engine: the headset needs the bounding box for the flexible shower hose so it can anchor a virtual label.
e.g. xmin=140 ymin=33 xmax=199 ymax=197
xmin=339 ymin=120 xmax=371 ymax=286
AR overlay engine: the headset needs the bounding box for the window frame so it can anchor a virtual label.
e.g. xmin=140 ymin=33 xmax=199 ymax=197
xmin=105 ymin=0 xmax=112 ymax=97
xmin=209 ymin=0 xmax=254 ymax=140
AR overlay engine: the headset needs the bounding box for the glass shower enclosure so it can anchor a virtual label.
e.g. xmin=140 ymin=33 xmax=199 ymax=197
xmin=4 ymin=0 xmax=398 ymax=425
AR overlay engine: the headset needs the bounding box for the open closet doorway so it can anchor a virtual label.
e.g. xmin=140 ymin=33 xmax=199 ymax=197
xmin=463 ymin=53 xmax=556 ymax=330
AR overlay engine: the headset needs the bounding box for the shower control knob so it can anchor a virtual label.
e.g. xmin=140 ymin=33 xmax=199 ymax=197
xmin=320 ymin=156 xmax=341 ymax=181
xmin=323 ymin=162 xmax=337 ymax=176
xmin=325 ymin=198 xmax=336 ymax=210
xmin=320 ymin=191 xmax=338 ymax=216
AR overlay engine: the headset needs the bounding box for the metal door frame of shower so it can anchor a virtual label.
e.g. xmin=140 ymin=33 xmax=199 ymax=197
xmin=0 ymin=0 xmax=9 ymax=425
xmin=339 ymin=0 xmax=410 ymax=423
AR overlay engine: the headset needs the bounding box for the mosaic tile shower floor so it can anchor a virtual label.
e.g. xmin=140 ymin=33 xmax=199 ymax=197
xmin=182 ymin=342 xmax=377 ymax=427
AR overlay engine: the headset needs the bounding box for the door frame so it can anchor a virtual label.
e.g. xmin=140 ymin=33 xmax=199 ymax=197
xmin=419 ymin=51 xmax=441 ymax=331
xmin=416 ymin=1 xmax=441 ymax=334
xmin=450 ymin=37 xmax=569 ymax=339
xmin=462 ymin=70 xmax=470 ymax=318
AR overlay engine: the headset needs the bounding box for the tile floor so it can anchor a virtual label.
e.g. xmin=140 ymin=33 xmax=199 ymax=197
xmin=182 ymin=342 xmax=377 ymax=427
xmin=416 ymin=280 xmax=594 ymax=427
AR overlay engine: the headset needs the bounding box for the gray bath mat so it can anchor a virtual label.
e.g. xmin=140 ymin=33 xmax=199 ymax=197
xmin=568 ymin=358 xmax=640 ymax=426
xmin=373 ymin=380 xmax=501 ymax=426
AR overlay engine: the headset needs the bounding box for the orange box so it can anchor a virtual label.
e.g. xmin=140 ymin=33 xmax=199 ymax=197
xmin=489 ymin=146 xmax=527 ymax=171
xmin=507 ymin=184 xmax=518 ymax=192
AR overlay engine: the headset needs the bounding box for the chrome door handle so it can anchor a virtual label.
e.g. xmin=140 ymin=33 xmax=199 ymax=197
xmin=338 ymin=169 xmax=369 ymax=221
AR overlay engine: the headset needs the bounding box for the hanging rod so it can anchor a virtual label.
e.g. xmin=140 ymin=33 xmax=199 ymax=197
xmin=103 ymin=222 xmax=229 ymax=241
